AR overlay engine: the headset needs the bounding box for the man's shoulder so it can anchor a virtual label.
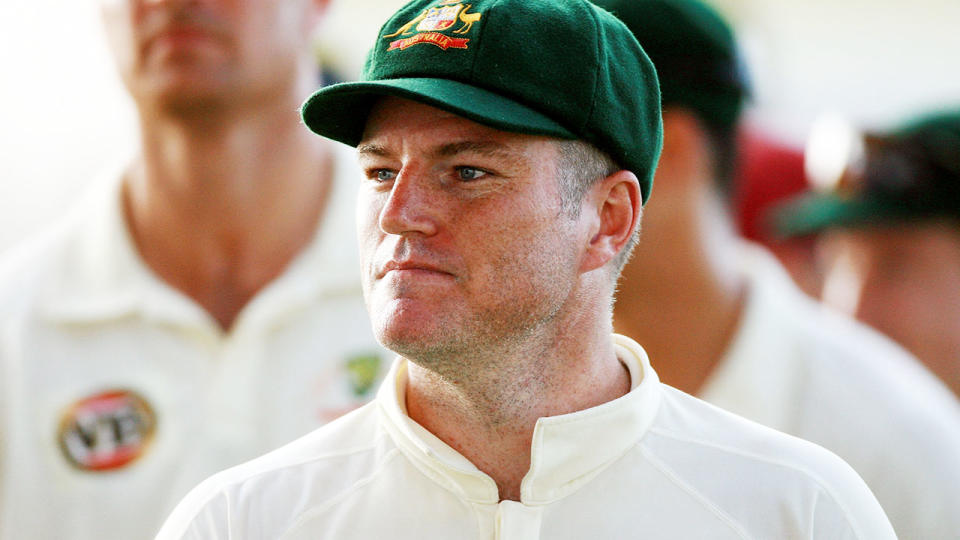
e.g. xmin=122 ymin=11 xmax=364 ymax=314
xmin=651 ymin=385 xmax=862 ymax=480
xmin=0 ymin=171 xmax=127 ymax=323
xmin=720 ymin=245 xmax=960 ymax=537
xmin=757 ymin=273 xmax=960 ymax=430
xmin=771 ymin=279 xmax=914 ymax=368
xmin=156 ymin=402 xmax=395 ymax=539
xmin=181 ymin=402 xmax=387 ymax=497
xmin=740 ymin=244 xmax=911 ymax=366
xmin=798 ymin=300 xmax=951 ymax=390
xmin=733 ymin=246 xmax=959 ymax=422
xmin=0 ymin=218 xmax=79 ymax=319
xmin=643 ymin=386 xmax=894 ymax=537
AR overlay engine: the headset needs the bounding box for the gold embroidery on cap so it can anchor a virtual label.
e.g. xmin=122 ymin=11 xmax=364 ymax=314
xmin=383 ymin=2 xmax=482 ymax=51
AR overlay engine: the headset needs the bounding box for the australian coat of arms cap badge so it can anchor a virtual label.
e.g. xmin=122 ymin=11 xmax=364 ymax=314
xmin=384 ymin=1 xmax=482 ymax=51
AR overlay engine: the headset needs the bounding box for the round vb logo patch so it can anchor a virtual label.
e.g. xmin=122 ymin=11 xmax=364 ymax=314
xmin=58 ymin=389 xmax=156 ymax=472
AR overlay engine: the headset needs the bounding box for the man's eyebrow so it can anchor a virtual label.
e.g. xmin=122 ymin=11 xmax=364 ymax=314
xmin=434 ymin=140 xmax=520 ymax=161
xmin=356 ymin=143 xmax=391 ymax=158
xmin=356 ymin=140 xmax=527 ymax=166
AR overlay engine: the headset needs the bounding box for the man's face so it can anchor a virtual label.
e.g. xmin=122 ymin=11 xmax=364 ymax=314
xmin=356 ymin=97 xmax=588 ymax=362
xmin=100 ymin=0 xmax=322 ymax=109
xmin=820 ymin=220 xmax=960 ymax=390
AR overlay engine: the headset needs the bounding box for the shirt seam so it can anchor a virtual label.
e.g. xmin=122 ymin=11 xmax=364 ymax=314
xmin=648 ymin=426 xmax=867 ymax=539
xmin=246 ymin=430 xmax=391 ymax=480
xmin=638 ymin=445 xmax=752 ymax=539
xmin=808 ymin=489 xmax=819 ymax=539
xmin=278 ymin=446 xmax=404 ymax=538
xmin=178 ymin=430 xmax=389 ymax=534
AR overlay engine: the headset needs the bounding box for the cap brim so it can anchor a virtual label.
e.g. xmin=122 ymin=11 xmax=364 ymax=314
xmin=769 ymin=192 xmax=901 ymax=238
xmin=301 ymin=77 xmax=576 ymax=147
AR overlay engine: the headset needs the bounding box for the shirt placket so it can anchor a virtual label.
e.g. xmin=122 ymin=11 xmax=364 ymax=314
xmin=494 ymin=500 xmax=543 ymax=540
xmin=207 ymin=331 xmax=265 ymax=459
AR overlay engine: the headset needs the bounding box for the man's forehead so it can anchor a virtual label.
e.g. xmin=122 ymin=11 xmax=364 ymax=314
xmin=359 ymin=96 xmax=554 ymax=159
xmin=364 ymin=96 xmax=499 ymax=138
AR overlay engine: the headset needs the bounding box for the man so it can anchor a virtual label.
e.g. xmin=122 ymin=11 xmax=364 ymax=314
xmin=157 ymin=0 xmax=895 ymax=537
xmin=596 ymin=0 xmax=960 ymax=537
xmin=775 ymin=109 xmax=960 ymax=399
xmin=0 ymin=0 xmax=387 ymax=538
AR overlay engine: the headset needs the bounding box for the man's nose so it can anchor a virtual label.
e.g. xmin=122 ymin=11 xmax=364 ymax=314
xmin=378 ymin=172 xmax=439 ymax=237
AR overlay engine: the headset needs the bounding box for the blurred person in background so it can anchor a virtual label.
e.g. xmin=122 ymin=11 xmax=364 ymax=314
xmin=596 ymin=0 xmax=960 ymax=537
xmin=775 ymin=109 xmax=960 ymax=400
xmin=733 ymin=132 xmax=825 ymax=298
xmin=0 ymin=0 xmax=387 ymax=538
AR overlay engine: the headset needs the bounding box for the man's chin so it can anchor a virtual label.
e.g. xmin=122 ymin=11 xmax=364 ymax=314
xmin=132 ymin=71 xmax=233 ymax=112
xmin=148 ymin=88 xmax=231 ymax=117
xmin=376 ymin=325 xmax=461 ymax=363
xmin=376 ymin=329 xmax=432 ymax=358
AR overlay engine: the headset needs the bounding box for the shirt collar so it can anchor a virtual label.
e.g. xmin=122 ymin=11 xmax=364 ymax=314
xmin=37 ymin=163 xmax=172 ymax=324
xmin=40 ymin=142 xmax=364 ymax=333
xmin=376 ymin=334 xmax=662 ymax=504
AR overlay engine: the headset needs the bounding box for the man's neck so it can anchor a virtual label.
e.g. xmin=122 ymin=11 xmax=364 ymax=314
xmin=124 ymin=96 xmax=333 ymax=331
xmin=614 ymin=186 xmax=747 ymax=395
xmin=403 ymin=325 xmax=631 ymax=501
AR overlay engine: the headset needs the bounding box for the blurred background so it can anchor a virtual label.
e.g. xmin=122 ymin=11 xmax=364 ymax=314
xmin=2 ymin=0 xmax=959 ymax=254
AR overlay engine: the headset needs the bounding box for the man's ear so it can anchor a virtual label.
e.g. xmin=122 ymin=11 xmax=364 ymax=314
xmin=579 ymin=170 xmax=643 ymax=273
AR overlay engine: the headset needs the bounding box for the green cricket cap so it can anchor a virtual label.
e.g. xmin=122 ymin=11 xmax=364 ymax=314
xmin=301 ymin=0 xmax=662 ymax=203
xmin=593 ymin=0 xmax=749 ymax=130
xmin=773 ymin=109 xmax=960 ymax=237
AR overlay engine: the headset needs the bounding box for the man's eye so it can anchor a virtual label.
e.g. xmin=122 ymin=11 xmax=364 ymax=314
xmin=371 ymin=169 xmax=397 ymax=182
xmin=456 ymin=167 xmax=487 ymax=181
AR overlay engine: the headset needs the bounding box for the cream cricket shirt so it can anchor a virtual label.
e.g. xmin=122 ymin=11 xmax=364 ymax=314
xmin=0 ymin=143 xmax=390 ymax=540
xmin=157 ymin=335 xmax=895 ymax=540
xmin=700 ymin=243 xmax=960 ymax=539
